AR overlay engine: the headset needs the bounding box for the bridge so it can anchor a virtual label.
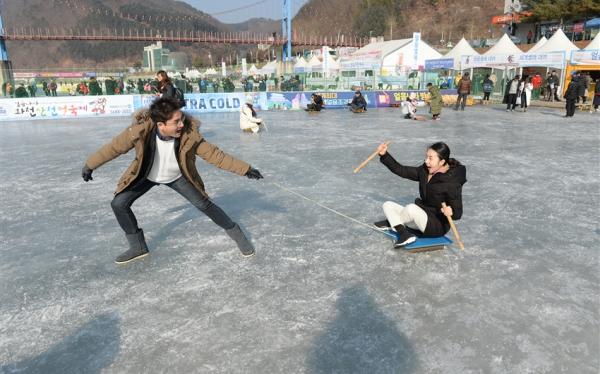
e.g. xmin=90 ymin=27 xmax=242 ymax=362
xmin=0 ymin=28 xmax=368 ymax=48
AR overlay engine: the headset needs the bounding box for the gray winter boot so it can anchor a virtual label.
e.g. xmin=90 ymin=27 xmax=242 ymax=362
xmin=115 ymin=229 xmax=149 ymax=264
xmin=225 ymin=224 xmax=255 ymax=257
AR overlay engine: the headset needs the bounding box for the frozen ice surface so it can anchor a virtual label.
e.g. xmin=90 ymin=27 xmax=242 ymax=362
xmin=0 ymin=106 xmax=598 ymax=373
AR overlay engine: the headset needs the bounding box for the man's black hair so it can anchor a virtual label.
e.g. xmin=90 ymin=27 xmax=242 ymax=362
xmin=149 ymin=97 xmax=181 ymax=124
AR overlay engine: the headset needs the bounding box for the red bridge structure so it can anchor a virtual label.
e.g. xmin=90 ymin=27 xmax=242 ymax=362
xmin=0 ymin=28 xmax=368 ymax=48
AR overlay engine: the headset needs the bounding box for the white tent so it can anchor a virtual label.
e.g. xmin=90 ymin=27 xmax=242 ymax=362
xmin=293 ymin=57 xmax=308 ymax=73
xmin=204 ymin=68 xmax=218 ymax=76
xmin=248 ymin=64 xmax=258 ymax=74
xmin=444 ymin=37 xmax=479 ymax=69
xmin=259 ymin=60 xmax=278 ymax=75
xmin=307 ymin=55 xmax=322 ymax=72
xmin=534 ymin=29 xmax=579 ymax=54
xmin=583 ymin=32 xmax=600 ymax=50
xmin=484 ymin=33 xmax=523 ymax=55
xmin=526 ymin=36 xmax=547 ymax=53
xmin=322 ymin=53 xmax=340 ymax=73
xmin=342 ymin=38 xmax=442 ymax=74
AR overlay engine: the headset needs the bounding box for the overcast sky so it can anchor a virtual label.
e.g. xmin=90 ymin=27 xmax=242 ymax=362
xmin=182 ymin=0 xmax=310 ymax=24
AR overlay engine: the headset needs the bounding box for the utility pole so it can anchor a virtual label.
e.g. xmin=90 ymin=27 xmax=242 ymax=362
xmin=0 ymin=9 xmax=13 ymax=90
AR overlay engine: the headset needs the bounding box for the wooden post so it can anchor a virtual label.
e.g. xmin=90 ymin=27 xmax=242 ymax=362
xmin=442 ymin=202 xmax=464 ymax=250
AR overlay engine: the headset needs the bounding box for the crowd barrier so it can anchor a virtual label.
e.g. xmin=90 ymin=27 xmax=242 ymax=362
xmin=0 ymin=89 xmax=461 ymax=121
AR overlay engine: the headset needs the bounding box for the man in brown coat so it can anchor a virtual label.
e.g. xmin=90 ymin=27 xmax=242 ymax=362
xmin=453 ymin=72 xmax=472 ymax=111
xmin=82 ymin=98 xmax=263 ymax=264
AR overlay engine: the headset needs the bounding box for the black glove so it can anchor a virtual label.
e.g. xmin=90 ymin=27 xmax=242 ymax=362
xmin=82 ymin=165 xmax=93 ymax=182
xmin=245 ymin=167 xmax=263 ymax=180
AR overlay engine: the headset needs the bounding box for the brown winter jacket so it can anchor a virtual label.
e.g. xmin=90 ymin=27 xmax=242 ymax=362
xmin=457 ymin=78 xmax=472 ymax=95
xmin=85 ymin=109 xmax=251 ymax=196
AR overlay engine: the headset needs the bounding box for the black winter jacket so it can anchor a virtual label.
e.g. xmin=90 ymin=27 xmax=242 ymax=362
xmin=380 ymin=152 xmax=466 ymax=237
xmin=564 ymin=80 xmax=579 ymax=100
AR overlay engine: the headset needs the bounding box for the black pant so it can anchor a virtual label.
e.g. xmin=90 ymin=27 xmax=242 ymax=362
xmin=520 ymin=92 xmax=528 ymax=108
xmin=111 ymin=176 xmax=235 ymax=235
xmin=565 ymin=99 xmax=576 ymax=117
xmin=506 ymin=94 xmax=517 ymax=110
xmin=454 ymin=93 xmax=468 ymax=109
xmin=483 ymin=92 xmax=491 ymax=101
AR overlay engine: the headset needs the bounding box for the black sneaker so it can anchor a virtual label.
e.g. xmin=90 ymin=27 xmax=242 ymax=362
xmin=393 ymin=225 xmax=417 ymax=248
xmin=373 ymin=219 xmax=391 ymax=231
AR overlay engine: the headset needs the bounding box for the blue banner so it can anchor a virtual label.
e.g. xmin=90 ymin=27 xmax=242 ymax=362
xmin=263 ymin=91 xmax=377 ymax=110
xmin=425 ymin=58 xmax=454 ymax=70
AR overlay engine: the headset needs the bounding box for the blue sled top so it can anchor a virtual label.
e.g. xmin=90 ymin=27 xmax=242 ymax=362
xmin=382 ymin=229 xmax=452 ymax=249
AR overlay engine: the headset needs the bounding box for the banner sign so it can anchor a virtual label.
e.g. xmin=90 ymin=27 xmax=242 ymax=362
xmin=412 ymin=32 xmax=421 ymax=69
xmin=375 ymin=90 xmax=428 ymax=106
xmin=570 ymin=50 xmax=600 ymax=65
xmin=461 ymin=52 xmax=564 ymax=68
xmin=263 ymin=91 xmax=376 ymax=110
xmin=0 ymin=95 xmax=134 ymax=121
xmin=425 ymin=58 xmax=454 ymax=70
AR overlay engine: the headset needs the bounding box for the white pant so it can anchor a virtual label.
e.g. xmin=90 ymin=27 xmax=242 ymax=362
xmin=382 ymin=201 xmax=428 ymax=233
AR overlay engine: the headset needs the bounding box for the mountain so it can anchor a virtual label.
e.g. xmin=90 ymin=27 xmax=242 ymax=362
xmin=1 ymin=0 xmax=504 ymax=69
xmin=1 ymin=0 xmax=233 ymax=68
xmin=292 ymin=0 xmax=504 ymax=47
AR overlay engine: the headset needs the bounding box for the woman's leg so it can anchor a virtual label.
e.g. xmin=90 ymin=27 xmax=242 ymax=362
xmin=382 ymin=202 xmax=428 ymax=233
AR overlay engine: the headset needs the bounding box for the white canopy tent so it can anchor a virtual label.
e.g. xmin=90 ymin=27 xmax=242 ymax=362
xmin=443 ymin=37 xmax=479 ymax=70
xmin=533 ymin=29 xmax=578 ymax=54
xmin=484 ymin=33 xmax=523 ymax=56
xmin=259 ymin=60 xmax=278 ymax=75
xmin=293 ymin=57 xmax=308 ymax=73
xmin=248 ymin=64 xmax=259 ymax=75
xmin=307 ymin=55 xmax=322 ymax=72
xmin=203 ymin=68 xmax=218 ymax=76
xmin=526 ymin=36 xmax=548 ymax=53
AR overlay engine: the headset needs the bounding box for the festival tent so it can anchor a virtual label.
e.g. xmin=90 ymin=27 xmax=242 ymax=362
xmin=484 ymin=33 xmax=523 ymax=56
xmin=533 ymin=28 xmax=579 ymax=54
xmin=341 ymin=38 xmax=442 ymax=74
xmin=526 ymin=36 xmax=548 ymax=53
xmin=293 ymin=57 xmax=308 ymax=73
xmin=321 ymin=53 xmax=340 ymax=75
xmin=443 ymin=37 xmax=479 ymax=69
xmin=307 ymin=55 xmax=322 ymax=72
xmin=203 ymin=68 xmax=218 ymax=76
xmin=259 ymin=60 xmax=278 ymax=75
xmin=564 ymin=32 xmax=600 ymax=92
xmin=248 ymin=64 xmax=259 ymax=75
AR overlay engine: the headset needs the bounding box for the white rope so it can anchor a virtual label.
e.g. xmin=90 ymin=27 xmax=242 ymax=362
xmin=270 ymin=181 xmax=380 ymax=233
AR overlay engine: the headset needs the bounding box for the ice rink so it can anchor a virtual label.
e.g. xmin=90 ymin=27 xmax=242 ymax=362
xmin=1 ymin=105 xmax=598 ymax=373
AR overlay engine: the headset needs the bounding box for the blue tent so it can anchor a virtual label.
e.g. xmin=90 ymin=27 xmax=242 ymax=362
xmin=586 ymin=18 xmax=600 ymax=28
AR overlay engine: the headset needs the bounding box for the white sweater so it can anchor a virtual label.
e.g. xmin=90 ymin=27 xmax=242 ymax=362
xmin=239 ymin=105 xmax=262 ymax=133
xmin=147 ymin=136 xmax=182 ymax=183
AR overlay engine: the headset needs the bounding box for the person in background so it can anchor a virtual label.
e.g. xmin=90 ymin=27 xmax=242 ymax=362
xmin=563 ymin=74 xmax=579 ymax=118
xmin=519 ymin=76 xmax=533 ymax=112
xmin=307 ymin=93 xmax=324 ymax=111
xmin=240 ymin=97 xmax=264 ymax=133
xmin=504 ymin=75 xmax=520 ymax=112
xmin=427 ymin=83 xmax=443 ymax=120
xmin=348 ymin=90 xmax=368 ymax=112
xmin=453 ymin=72 xmax=471 ymax=111
xmin=156 ymin=70 xmax=176 ymax=100
xmin=592 ymin=78 xmax=600 ymax=113
xmin=482 ymin=74 xmax=494 ymax=105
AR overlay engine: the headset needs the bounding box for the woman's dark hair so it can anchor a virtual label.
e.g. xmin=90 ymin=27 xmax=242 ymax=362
xmin=428 ymin=142 xmax=460 ymax=167
xmin=150 ymin=97 xmax=181 ymax=124
xmin=247 ymin=102 xmax=257 ymax=117
xmin=156 ymin=70 xmax=172 ymax=90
